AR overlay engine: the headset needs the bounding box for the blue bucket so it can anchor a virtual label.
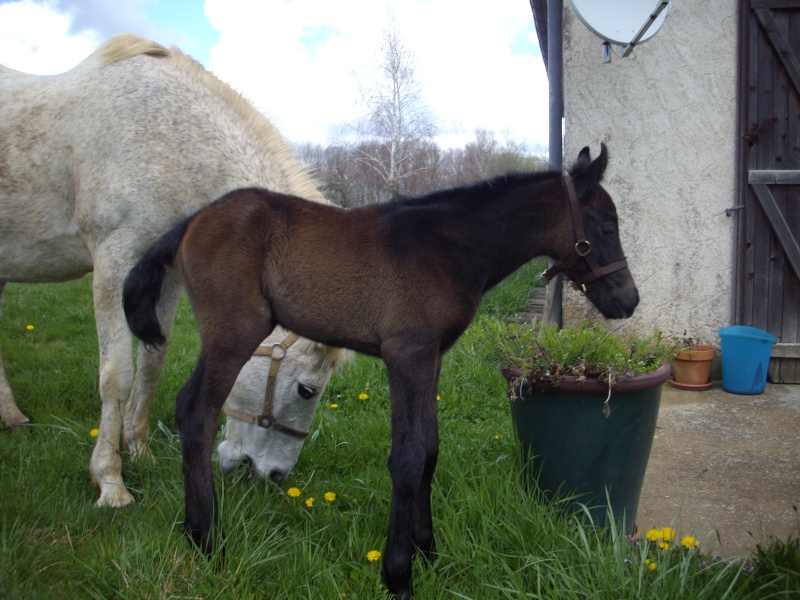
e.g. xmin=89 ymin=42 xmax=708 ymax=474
xmin=718 ymin=326 xmax=776 ymax=395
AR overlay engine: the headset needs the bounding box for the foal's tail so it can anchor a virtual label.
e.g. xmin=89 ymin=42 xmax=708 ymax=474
xmin=123 ymin=217 xmax=192 ymax=348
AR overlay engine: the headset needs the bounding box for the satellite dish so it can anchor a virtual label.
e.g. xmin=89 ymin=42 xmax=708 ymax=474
xmin=568 ymin=0 xmax=670 ymax=55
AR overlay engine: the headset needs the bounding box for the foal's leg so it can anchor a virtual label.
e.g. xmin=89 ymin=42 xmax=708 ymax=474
xmin=176 ymin=296 xmax=273 ymax=556
xmin=381 ymin=343 xmax=440 ymax=600
xmin=0 ymin=282 xmax=30 ymax=426
xmin=122 ymin=272 xmax=182 ymax=460
xmin=412 ymin=357 xmax=441 ymax=560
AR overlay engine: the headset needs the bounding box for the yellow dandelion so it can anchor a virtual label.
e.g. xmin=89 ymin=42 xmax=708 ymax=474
xmin=436 ymin=394 xmax=441 ymax=401
xmin=305 ymin=497 xmax=314 ymax=508
xmin=287 ymin=487 xmax=301 ymax=498
xmin=89 ymin=428 xmax=99 ymax=438
xmin=658 ymin=540 xmax=670 ymax=551
xmin=330 ymin=403 xmax=339 ymax=409
xmin=358 ymin=393 xmax=369 ymax=400
xmin=324 ymin=491 xmax=336 ymax=502
xmin=645 ymin=528 xmax=663 ymax=541
xmin=646 ymin=558 xmax=657 ymax=571
xmin=494 ymin=434 xmax=502 ymax=440
xmin=661 ymin=527 xmax=675 ymax=541
xmin=366 ymin=550 xmax=381 ymax=562
xmin=26 ymin=324 xmax=34 ymax=331
xmin=681 ymin=535 xmax=699 ymax=550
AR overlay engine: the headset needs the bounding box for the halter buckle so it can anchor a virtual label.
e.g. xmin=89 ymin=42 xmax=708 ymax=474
xmin=572 ymin=281 xmax=588 ymax=295
xmin=258 ymin=415 xmax=274 ymax=429
xmin=575 ymin=240 xmax=592 ymax=257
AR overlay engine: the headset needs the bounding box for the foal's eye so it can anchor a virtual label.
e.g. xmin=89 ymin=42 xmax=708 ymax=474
xmin=602 ymin=224 xmax=616 ymax=237
xmin=298 ymin=384 xmax=316 ymax=399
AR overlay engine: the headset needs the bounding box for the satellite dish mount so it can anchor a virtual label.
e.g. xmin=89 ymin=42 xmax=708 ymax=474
xmin=568 ymin=0 xmax=671 ymax=59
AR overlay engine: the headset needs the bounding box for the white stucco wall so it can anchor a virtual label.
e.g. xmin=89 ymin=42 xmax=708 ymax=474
xmin=561 ymin=0 xmax=739 ymax=347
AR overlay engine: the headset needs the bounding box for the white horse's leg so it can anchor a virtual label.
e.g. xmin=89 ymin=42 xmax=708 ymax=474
xmin=122 ymin=272 xmax=182 ymax=460
xmin=0 ymin=283 xmax=30 ymax=426
xmin=89 ymin=260 xmax=136 ymax=507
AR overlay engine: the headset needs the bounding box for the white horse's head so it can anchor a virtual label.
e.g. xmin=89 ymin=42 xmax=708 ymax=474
xmin=218 ymin=327 xmax=348 ymax=482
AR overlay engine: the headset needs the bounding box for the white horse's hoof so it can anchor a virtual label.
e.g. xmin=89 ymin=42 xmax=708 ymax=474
xmin=95 ymin=486 xmax=135 ymax=508
xmin=124 ymin=440 xmax=156 ymax=465
xmin=0 ymin=406 xmax=30 ymax=428
xmin=135 ymin=447 xmax=157 ymax=466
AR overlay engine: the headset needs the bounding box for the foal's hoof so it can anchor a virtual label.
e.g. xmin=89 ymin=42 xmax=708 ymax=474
xmin=389 ymin=586 xmax=412 ymax=600
xmin=183 ymin=523 xmax=226 ymax=567
xmin=418 ymin=546 xmax=436 ymax=563
xmin=382 ymin=567 xmax=413 ymax=599
xmin=415 ymin=537 xmax=436 ymax=562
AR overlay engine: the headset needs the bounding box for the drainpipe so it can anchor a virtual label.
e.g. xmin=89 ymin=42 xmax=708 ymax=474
xmin=543 ymin=0 xmax=563 ymax=327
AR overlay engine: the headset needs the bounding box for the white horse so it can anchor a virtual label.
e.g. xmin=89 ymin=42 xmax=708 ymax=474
xmin=219 ymin=326 xmax=347 ymax=483
xmin=0 ymin=34 xmax=335 ymax=506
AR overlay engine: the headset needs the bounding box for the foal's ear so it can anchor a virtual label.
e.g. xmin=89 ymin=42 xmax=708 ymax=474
xmin=570 ymin=143 xmax=608 ymax=201
xmin=570 ymin=146 xmax=594 ymax=171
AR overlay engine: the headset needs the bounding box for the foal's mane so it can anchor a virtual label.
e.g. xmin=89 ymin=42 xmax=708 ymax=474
xmin=393 ymin=146 xmax=605 ymax=211
xmin=392 ymin=170 xmax=556 ymax=210
xmin=94 ymin=34 xmax=323 ymax=203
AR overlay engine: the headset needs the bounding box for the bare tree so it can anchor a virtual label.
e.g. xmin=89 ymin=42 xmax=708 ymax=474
xmin=352 ymin=19 xmax=437 ymax=200
xmin=295 ymin=132 xmax=546 ymax=208
xmin=456 ymin=129 xmax=547 ymax=181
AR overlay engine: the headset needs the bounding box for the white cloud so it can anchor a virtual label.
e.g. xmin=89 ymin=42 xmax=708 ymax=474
xmin=50 ymin=0 xmax=153 ymax=39
xmin=0 ymin=0 xmax=549 ymax=150
xmin=204 ymin=0 xmax=549 ymax=150
xmin=0 ymin=0 xmax=99 ymax=74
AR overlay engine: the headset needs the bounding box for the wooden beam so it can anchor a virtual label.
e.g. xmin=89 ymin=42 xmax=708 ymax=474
xmin=751 ymin=184 xmax=800 ymax=282
xmin=752 ymin=1 xmax=800 ymax=9
xmin=749 ymin=170 xmax=800 ymax=184
xmin=755 ymin=8 xmax=800 ymax=97
xmin=772 ymin=343 xmax=800 ymax=358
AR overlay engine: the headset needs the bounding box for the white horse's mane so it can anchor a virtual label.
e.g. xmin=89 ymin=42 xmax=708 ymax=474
xmin=95 ymin=34 xmax=324 ymax=203
xmin=97 ymin=34 xmax=170 ymax=64
xmin=296 ymin=337 xmax=352 ymax=368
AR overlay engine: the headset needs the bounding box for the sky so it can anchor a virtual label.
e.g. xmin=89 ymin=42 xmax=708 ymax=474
xmin=0 ymin=0 xmax=549 ymax=151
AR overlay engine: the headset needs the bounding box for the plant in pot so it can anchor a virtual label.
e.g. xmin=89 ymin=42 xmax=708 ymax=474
xmin=670 ymin=334 xmax=716 ymax=391
xmin=495 ymin=321 xmax=673 ymax=535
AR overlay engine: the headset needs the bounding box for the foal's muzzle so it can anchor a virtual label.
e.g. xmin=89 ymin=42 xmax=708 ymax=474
xmin=584 ymin=270 xmax=640 ymax=319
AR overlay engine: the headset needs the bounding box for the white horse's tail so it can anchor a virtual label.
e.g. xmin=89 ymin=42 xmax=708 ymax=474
xmin=123 ymin=217 xmax=192 ymax=348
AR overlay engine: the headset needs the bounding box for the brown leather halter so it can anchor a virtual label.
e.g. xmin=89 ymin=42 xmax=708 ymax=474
xmin=221 ymin=332 xmax=310 ymax=439
xmin=540 ymin=174 xmax=629 ymax=294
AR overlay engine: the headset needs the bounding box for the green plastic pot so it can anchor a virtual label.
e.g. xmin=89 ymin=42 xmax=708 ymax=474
xmin=504 ymin=363 xmax=671 ymax=534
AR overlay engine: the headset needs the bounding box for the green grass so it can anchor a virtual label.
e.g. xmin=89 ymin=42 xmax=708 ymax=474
xmin=0 ymin=258 xmax=796 ymax=598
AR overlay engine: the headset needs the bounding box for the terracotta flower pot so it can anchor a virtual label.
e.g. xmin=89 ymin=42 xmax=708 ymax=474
xmin=671 ymin=344 xmax=716 ymax=390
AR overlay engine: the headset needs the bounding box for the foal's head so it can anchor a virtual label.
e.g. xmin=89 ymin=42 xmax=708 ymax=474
xmin=549 ymin=145 xmax=639 ymax=319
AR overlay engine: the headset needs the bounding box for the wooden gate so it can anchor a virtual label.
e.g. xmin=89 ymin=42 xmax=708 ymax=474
xmin=736 ymin=0 xmax=800 ymax=382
